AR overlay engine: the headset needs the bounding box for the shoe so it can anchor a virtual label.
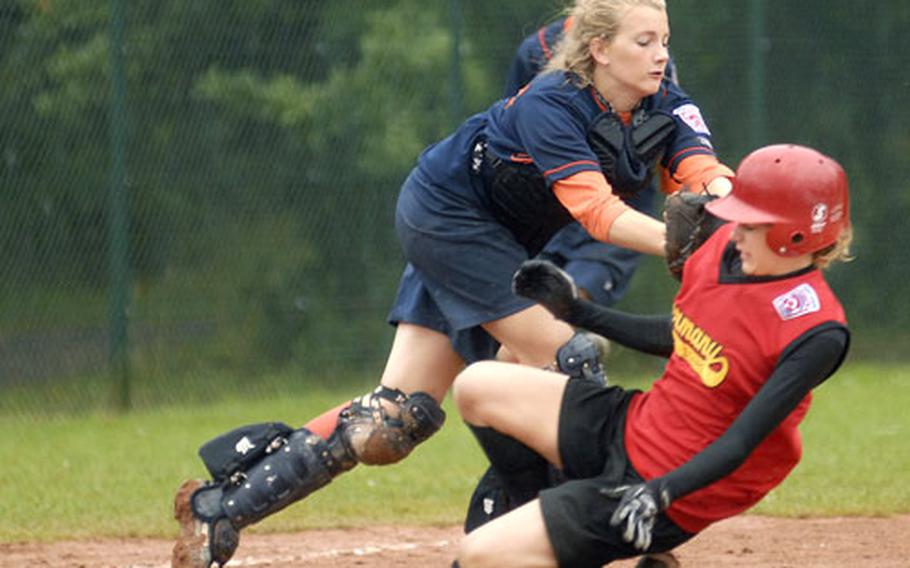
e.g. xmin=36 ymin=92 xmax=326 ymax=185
xmin=635 ymin=551 xmax=680 ymax=568
xmin=171 ymin=479 xmax=239 ymax=568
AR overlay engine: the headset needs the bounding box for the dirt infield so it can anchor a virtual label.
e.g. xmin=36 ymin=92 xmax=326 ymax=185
xmin=2 ymin=515 xmax=908 ymax=567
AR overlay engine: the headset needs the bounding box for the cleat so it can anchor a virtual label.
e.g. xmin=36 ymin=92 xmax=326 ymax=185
xmin=635 ymin=551 xmax=680 ymax=568
xmin=171 ymin=479 xmax=239 ymax=568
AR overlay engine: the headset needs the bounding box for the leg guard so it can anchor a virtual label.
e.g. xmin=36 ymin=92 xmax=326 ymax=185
xmin=192 ymin=426 xmax=355 ymax=530
xmin=556 ymin=331 xmax=607 ymax=386
xmin=338 ymin=385 xmax=446 ymax=465
xmin=190 ymin=387 xmax=444 ymax=531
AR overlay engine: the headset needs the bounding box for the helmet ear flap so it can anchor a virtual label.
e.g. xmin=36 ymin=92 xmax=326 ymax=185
xmin=766 ymin=225 xmax=810 ymax=256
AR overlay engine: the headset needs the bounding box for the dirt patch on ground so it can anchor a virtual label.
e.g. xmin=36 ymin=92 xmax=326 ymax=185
xmin=2 ymin=515 xmax=908 ymax=567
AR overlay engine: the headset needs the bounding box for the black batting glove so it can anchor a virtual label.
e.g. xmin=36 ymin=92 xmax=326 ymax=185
xmin=511 ymin=260 xmax=578 ymax=321
xmin=600 ymin=481 xmax=672 ymax=552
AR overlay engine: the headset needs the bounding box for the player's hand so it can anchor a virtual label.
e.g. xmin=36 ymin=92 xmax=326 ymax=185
xmin=511 ymin=260 xmax=578 ymax=320
xmin=663 ymin=190 xmax=725 ymax=281
xmin=600 ymin=482 xmax=671 ymax=551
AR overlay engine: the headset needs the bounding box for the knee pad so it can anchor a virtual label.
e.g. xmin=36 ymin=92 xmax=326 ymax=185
xmin=338 ymin=386 xmax=446 ymax=465
xmin=556 ymin=331 xmax=607 ymax=386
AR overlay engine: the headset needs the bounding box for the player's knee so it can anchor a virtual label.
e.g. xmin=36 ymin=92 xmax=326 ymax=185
xmin=453 ymin=362 xmax=496 ymax=424
xmin=338 ymin=386 xmax=446 ymax=465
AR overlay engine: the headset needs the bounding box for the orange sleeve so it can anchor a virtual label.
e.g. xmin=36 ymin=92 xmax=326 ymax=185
xmin=667 ymin=154 xmax=734 ymax=193
xmin=659 ymin=166 xmax=684 ymax=194
xmin=552 ymin=171 xmax=630 ymax=242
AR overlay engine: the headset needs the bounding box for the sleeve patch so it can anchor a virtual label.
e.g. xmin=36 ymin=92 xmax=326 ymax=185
xmin=673 ymin=104 xmax=711 ymax=135
xmin=773 ymin=283 xmax=821 ymax=321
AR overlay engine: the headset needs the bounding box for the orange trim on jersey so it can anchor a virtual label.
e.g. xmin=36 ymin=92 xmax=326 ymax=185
xmin=509 ymin=153 xmax=534 ymax=164
xmin=660 ymin=166 xmax=684 ymax=194
xmin=589 ymin=86 xmax=609 ymax=112
xmin=672 ymin=154 xmax=735 ymax=192
xmin=563 ymin=16 xmax=574 ymax=34
xmin=537 ymin=27 xmax=553 ymax=60
xmin=666 ymin=147 xmax=702 ymax=165
xmin=543 ymin=160 xmax=600 ymax=177
xmin=504 ymin=83 xmax=530 ymax=109
xmin=552 ymin=171 xmax=629 ymax=242
xmin=588 ymin=88 xmax=634 ymax=122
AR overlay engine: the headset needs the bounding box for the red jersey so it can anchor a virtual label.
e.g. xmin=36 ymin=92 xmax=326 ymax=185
xmin=624 ymin=223 xmax=846 ymax=533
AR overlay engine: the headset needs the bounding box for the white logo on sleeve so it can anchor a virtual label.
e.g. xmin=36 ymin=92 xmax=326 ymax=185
xmin=673 ymin=104 xmax=711 ymax=135
xmin=773 ymin=283 xmax=821 ymax=321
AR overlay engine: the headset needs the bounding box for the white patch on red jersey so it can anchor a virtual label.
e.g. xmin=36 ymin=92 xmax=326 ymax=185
xmin=773 ymin=283 xmax=821 ymax=321
xmin=673 ymin=104 xmax=711 ymax=135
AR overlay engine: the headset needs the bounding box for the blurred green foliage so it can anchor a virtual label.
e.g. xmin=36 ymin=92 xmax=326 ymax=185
xmin=0 ymin=1 xmax=907 ymax=410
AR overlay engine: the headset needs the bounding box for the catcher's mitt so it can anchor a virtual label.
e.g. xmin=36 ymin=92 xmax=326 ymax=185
xmin=664 ymin=191 xmax=726 ymax=280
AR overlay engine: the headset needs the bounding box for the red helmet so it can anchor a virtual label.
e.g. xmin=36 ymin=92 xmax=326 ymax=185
xmin=706 ymin=144 xmax=850 ymax=256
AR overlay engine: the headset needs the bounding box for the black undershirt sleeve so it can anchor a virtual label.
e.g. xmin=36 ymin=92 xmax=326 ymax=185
xmin=564 ymin=298 xmax=674 ymax=357
xmin=657 ymin=324 xmax=850 ymax=502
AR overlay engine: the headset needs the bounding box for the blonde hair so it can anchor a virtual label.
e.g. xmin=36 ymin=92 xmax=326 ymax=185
xmin=813 ymin=225 xmax=854 ymax=269
xmin=544 ymin=0 xmax=667 ymax=87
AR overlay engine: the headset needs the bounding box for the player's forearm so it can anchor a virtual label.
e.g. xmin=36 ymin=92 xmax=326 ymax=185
xmin=552 ymin=172 xmax=666 ymax=256
xmin=552 ymin=171 xmax=629 ymax=241
xmin=606 ymin=209 xmax=666 ymax=256
xmin=565 ymin=299 xmax=673 ymax=357
xmin=672 ymin=155 xmax=734 ymax=196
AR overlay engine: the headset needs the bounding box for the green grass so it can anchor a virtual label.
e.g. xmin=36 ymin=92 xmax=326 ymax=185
xmin=0 ymin=361 xmax=907 ymax=543
xmin=752 ymin=361 xmax=910 ymax=516
xmin=0 ymin=389 xmax=486 ymax=543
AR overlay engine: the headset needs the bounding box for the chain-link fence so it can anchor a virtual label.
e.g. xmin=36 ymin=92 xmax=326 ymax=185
xmin=1 ymin=0 xmax=907 ymax=414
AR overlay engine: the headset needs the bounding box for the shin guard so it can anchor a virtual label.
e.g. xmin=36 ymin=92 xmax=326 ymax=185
xmin=195 ymin=427 xmax=355 ymax=530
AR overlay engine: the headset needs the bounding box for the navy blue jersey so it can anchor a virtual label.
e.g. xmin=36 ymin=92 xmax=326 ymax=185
xmin=487 ymin=71 xmax=716 ymax=188
xmin=504 ymin=17 xmax=679 ymax=97
xmin=498 ymin=16 xmax=684 ymax=306
xmin=412 ymin=70 xmax=719 ymax=255
xmin=393 ymin=68 xmax=722 ymax=360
